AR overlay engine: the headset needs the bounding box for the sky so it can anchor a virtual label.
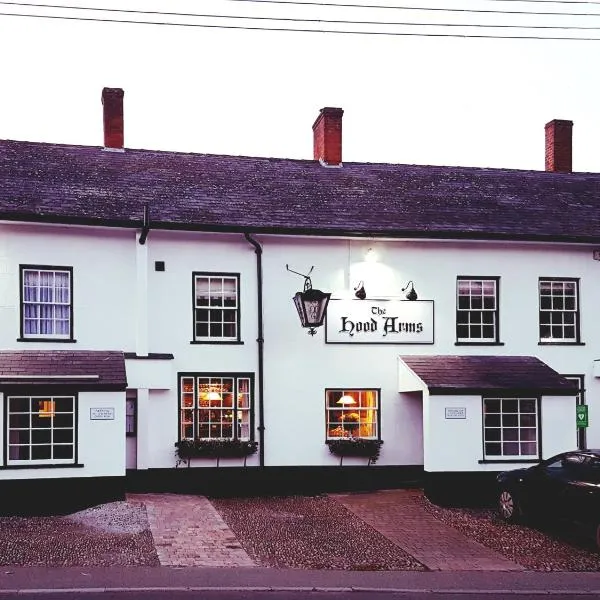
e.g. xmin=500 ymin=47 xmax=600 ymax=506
xmin=0 ymin=0 xmax=599 ymax=171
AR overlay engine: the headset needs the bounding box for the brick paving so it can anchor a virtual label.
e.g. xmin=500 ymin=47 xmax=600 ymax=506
xmin=332 ymin=489 xmax=524 ymax=571
xmin=126 ymin=494 xmax=256 ymax=567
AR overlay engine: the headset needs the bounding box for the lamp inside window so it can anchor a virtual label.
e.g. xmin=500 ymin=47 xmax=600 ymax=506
xmin=38 ymin=399 xmax=55 ymax=418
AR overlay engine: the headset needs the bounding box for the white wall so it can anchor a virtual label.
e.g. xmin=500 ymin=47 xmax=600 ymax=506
xmin=1 ymin=223 xmax=599 ymax=473
xmin=0 ymin=390 xmax=125 ymax=481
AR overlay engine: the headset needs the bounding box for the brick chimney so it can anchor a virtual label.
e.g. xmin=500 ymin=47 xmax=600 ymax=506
xmin=313 ymin=107 xmax=343 ymax=166
xmin=545 ymin=119 xmax=572 ymax=173
xmin=102 ymin=87 xmax=124 ymax=151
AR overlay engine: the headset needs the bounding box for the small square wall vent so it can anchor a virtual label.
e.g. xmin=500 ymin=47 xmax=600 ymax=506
xmin=155 ymin=261 xmax=165 ymax=272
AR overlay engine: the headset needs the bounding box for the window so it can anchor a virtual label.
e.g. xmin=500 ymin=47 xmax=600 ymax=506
xmin=483 ymin=397 xmax=539 ymax=460
xmin=539 ymin=278 xmax=579 ymax=343
xmin=192 ymin=273 xmax=240 ymax=342
xmin=326 ymin=389 xmax=379 ymax=440
xmin=6 ymin=395 xmax=76 ymax=465
xmin=179 ymin=374 xmax=253 ymax=440
xmin=456 ymin=278 xmax=499 ymax=343
xmin=20 ymin=266 xmax=73 ymax=340
xmin=126 ymin=389 xmax=137 ymax=437
xmin=564 ymin=375 xmax=585 ymax=450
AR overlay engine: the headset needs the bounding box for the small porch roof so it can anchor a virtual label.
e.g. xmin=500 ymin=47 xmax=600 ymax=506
xmin=399 ymin=355 xmax=578 ymax=395
xmin=0 ymin=350 xmax=127 ymax=391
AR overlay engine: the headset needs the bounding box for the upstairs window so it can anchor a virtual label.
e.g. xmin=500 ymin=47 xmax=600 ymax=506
xmin=20 ymin=266 xmax=73 ymax=340
xmin=456 ymin=277 xmax=499 ymax=343
xmin=193 ymin=273 xmax=240 ymax=342
xmin=326 ymin=389 xmax=379 ymax=440
xmin=179 ymin=374 xmax=253 ymax=441
xmin=539 ymin=278 xmax=580 ymax=343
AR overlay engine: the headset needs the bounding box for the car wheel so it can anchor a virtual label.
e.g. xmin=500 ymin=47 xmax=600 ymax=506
xmin=498 ymin=488 xmax=522 ymax=522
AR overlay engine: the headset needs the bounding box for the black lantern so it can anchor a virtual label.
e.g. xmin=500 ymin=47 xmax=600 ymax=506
xmin=402 ymin=280 xmax=418 ymax=301
xmin=287 ymin=265 xmax=332 ymax=335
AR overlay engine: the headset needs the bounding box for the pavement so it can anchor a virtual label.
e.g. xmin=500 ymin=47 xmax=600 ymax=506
xmin=128 ymin=489 xmax=520 ymax=572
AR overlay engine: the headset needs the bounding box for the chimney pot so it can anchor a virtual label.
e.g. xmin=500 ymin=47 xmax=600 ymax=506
xmin=102 ymin=87 xmax=124 ymax=151
xmin=545 ymin=119 xmax=572 ymax=173
xmin=312 ymin=107 xmax=343 ymax=166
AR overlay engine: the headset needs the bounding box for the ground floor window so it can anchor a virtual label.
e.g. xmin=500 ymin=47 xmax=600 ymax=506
xmin=326 ymin=389 xmax=379 ymax=439
xmin=483 ymin=397 xmax=538 ymax=459
xmin=126 ymin=389 xmax=137 ymax=437
xmin=6 ymin=394 xmax=76 ymax=464
xmin=179 ymin=374 xmax=253 ymax=440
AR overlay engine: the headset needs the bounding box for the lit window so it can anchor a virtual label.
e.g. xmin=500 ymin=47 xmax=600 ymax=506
xmin=193 ymin=273 xmax=239 ymax=342
xmin=483 ymin=397 xmax=538 ymax=459
xmin=456 ymin=277 xmax=499 ymax=343
xmin=539 ymin=279 xmax=579 ymax=342
xmin=7 ymin=395 xmax=76 ymax=464
xmin=20 ymin=266 xmax=73 ymax=340
xmin=179 ymin=374 xmax=253 ymax=441
xmin=326 ymin=389 xmax=379 ymax=440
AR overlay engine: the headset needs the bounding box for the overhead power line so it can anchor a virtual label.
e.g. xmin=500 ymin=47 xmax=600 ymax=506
xmin=2 ymin=10 xmax=600 ymax=40
xmin=1 ymin=1 xmax=600 ymax=30
xmin=3 ymin=0 xmax=600 ymax=18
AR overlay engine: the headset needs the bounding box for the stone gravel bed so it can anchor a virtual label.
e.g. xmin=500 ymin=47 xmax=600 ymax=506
xmin=0 ymin=501 xmax=159 ymax=566
xmin=212 ymin=495 xmax=426 ymax=571
xmin=420 ymin=493 xmax=600 ymax=571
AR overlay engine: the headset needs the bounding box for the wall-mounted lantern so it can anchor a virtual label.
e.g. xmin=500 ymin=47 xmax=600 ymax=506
xmin=402 ymin=280 xmax=418 ymax=301
xmin=286 ymin=265 xmax=331 ymax=336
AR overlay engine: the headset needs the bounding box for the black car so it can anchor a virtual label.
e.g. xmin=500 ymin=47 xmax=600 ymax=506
xmin=497 ymin=450 xmax=600 ymax=547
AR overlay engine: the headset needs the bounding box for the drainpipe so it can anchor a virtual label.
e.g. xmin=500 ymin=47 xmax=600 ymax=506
xmin=244 ymin=233 xmax=265 ymax=468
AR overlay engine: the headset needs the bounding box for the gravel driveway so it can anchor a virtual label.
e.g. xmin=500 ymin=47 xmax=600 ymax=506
xmin=212 ymin=495 xmax=426 ymax=571
xmin=0 ymin=492 xmax=598 ymax=570
xmin=420 ymin=494 xmax=600 ymax=571
xmin=0 ymin=502 xmax=158 ymax=567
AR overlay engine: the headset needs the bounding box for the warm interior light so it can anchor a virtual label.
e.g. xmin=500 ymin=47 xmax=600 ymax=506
xmin=337 ymin=395 xmax=357 ymax=406
xmin=39 ymin=400 xmax=55 ymax=418
xmin=206 ymin=391 xmax=222 ymax=401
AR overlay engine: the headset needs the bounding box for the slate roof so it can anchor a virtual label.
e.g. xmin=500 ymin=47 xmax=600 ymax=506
xmin=1 ymin=139 xmax=600 ymax=243
xmin=400 ymin=355 xmax=578 ymax=395
xmin=0 ymin=350 xmax=127 ymax=390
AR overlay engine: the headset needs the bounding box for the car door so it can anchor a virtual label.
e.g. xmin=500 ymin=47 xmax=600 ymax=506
xmin=561 ymin=456 xmax=600 ymax=526
xmin=527 ymin=454 xmax=575 ymax=519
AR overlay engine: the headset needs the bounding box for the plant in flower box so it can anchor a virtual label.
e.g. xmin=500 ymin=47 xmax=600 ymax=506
xmin=175 ymin=438 xmax=258 ymax=466
xmin=326 ymin=437 xmax=384 ymax=464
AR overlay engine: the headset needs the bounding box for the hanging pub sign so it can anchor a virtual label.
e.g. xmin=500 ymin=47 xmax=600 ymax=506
xmin=325 ymin=299 xmax=434 ymax=344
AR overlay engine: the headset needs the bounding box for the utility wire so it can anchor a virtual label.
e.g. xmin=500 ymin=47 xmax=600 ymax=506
xmin=1 ymin=2 xmax=600 ymax=29
xmin=2 ymin=0 xmax=600 ymax=18
xmin=1 ymin=10 xmax=600 ymax=39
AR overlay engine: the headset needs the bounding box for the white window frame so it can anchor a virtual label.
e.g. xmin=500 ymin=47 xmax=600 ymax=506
xmin=179 ymin=374 xmax=253 ymax=441
xmin=21 ymin=267 xmax=72 ymax=339
xmin=325 ymin=389 xmax=379 ymax=440
xmin=483 ymin=397 xmax=539 ymax=460
xmin=193 ymin=273 xmax=240 ymax=342
xmin=6 ymin=394 xmax=76 ymax=466
xmin=456 ymin=278 xmax=499 ymax=343
xmin=539 ymin=278 xmax=579 ymax=343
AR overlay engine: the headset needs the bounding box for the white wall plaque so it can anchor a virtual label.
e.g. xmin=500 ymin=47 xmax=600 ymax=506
xmin=445 ymin=407 xmax=466 ymax=420
xmin=90 ymin=407 xmax=115 ymax=420
xmin=325 ymin=299 xmax=434 ymax=344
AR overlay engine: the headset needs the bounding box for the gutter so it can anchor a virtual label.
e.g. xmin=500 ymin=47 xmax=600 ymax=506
xmin=244 ymin=233 xmax=265 ymax=468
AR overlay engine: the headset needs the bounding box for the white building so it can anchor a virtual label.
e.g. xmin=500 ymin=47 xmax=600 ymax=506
xmin=0 ymin=89 xmax=595 ymax=511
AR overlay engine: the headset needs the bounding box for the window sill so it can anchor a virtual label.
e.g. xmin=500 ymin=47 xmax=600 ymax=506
xmin=455 ymin=342 xmax=505 ymax=346
xmin=17 ymin=338 xmax=77 ymax=343
xmin=478 ymin=459 xmax=539 ymax=464
xmin=538 ymin=342 xmax=585 ymax=346
xmin=190 ymin=341 xmax=244 ymax=345
xmin=0 ymin=463 xmax=84 ymax=470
